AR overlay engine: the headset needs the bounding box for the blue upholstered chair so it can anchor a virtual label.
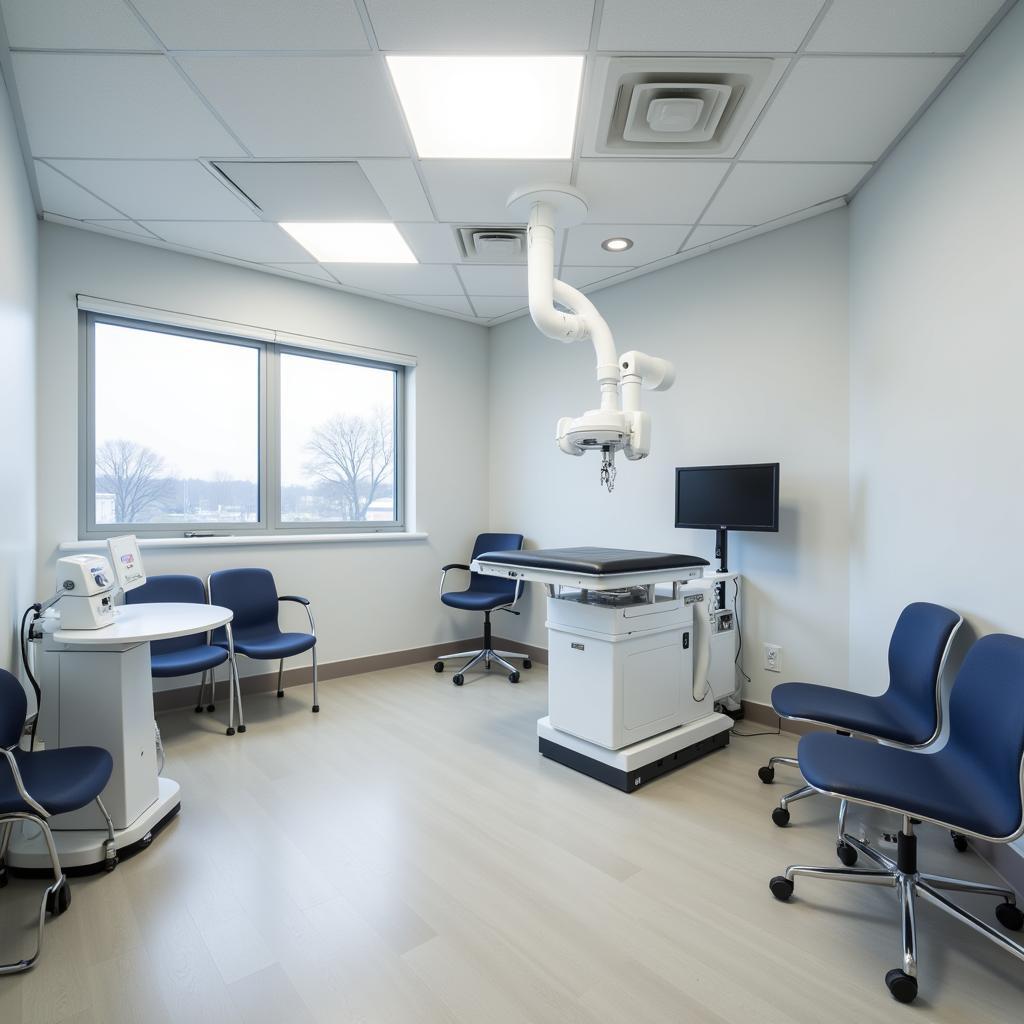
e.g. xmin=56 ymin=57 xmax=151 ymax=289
xmin=0 ymin=669 xmax=116 ymax=974
xmin=433 ymin=532 xmax=531 ymax=686
xmin=759 ymin=602 xmax=962 ymax=853
xmin=208 ymin=569 xmax=318 ymax=729
xmin=125 ymin=574 xmax=233 ymax=726
xmin=769 ymin=633 xmax=1024 ymax=1004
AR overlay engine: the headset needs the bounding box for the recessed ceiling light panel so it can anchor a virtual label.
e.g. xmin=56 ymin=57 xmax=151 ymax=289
xmin=279 ymin=222 xmax=417 ymax=263
xmin=386 ymin=55 xmax=584 ymax=159
xmin=601 ymin=236 xmax=633 ymax=252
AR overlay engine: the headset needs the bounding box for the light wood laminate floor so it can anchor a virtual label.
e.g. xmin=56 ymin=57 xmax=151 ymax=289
xmin=2 ymin=663 xmax=1022 ymax=1023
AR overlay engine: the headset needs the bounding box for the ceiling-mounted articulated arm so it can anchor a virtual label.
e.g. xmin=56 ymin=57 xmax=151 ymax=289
xmin=509 ymin=184 xmax=676 ymax=490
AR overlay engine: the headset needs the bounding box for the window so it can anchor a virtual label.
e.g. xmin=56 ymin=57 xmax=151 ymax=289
xmin=82 ymin=314 xmax=406 ymax=538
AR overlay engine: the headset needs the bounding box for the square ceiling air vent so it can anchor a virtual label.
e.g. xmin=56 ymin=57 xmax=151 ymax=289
xmin=583 ymin=57 xmax=788 ymax=158
xmin=456 ymin=226 xmax=527 ymax=262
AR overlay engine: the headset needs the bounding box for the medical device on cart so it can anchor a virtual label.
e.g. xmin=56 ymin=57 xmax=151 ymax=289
xmin=507 ymin=185 xmax=675 ymax=492
xmin=49 ymin=535 xmax=146 ymax=630
xmin=471 ymin=547 xmax=733 ymax=791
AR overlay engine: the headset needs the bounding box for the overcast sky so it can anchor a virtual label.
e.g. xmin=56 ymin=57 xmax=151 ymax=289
xmin=95 ymin=323 xmax=394 ymax=487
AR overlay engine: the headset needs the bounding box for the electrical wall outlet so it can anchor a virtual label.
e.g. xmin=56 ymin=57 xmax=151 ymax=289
xmin=763 ymin=643 xmax=782 ymax=673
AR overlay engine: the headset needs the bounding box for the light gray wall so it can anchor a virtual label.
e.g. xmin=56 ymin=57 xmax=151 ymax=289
xmin=848 ymin=0 xmax=1024 ymax=694
xmin=0 ymin=70 xmax=37 ymax=677
xmin=488 ymin=210 xmax=851 ymax=705
xmin=36 ymin=222 xmax=490 ymax=688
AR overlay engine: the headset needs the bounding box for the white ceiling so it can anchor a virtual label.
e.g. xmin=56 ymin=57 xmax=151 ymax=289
xmin=0 ymin=0 xmax=1011 ymax=325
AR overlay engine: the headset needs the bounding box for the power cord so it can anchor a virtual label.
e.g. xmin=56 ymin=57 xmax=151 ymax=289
xmin=728 ymin=578 xmax=778 ymax=736
xmin=19 ymin=604 xmax=43 ymax=750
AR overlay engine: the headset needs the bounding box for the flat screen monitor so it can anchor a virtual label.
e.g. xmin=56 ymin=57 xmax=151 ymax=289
xmin=106 ymin=534 xmax=146 ymax=593
xmin=674 ymin=463 xmax=780 ymax=533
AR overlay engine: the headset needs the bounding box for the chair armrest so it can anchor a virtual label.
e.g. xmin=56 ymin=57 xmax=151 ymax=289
xmin=441 ymin=563 xmax=470 ymax=573
xmin=1 ymin=747 xmax=49 ymax=817
xmin=278 ymin=595 xmax=310 ymax=606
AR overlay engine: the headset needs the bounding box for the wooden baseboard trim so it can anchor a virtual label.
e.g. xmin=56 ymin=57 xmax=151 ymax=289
xmin=154 ymin=635 xmax=549 ymax=713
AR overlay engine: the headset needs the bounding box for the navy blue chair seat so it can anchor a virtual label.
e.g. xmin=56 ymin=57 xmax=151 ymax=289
xmin=220 ymin=628 xmax=316 ymax=661
xmin=0 ymin=747 xmax=113 ymax=817
xmin=150 ymin=645 xmax=228 ymax=678
xmin=441 ymin=589 xmax=517 ymax=612
xmin=772 ymin=683 xmax=936 ymax=745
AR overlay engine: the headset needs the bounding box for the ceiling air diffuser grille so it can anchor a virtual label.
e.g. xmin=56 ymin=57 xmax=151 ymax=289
xmin=457 ymin=226 xmax=527 ymax=262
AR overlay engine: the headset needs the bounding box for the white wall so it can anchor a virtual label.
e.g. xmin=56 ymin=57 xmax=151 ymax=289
xmin=848 ymin=0 xmax=1024 ymax=695
xmin=36 ymin=223 xmax=490 ymax=690
xmin=488 ymin=210 xmax=851 ymax=704
xmin=0 ymin=71 xmax=37 ymax=677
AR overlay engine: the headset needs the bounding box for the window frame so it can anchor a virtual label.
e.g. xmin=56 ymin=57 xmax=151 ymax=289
xmin=79 ymin=312 xmax=407 ymax=540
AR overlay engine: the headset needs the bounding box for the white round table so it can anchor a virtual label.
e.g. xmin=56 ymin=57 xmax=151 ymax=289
xmin=8 ymin=602 xmax=233 ymax=872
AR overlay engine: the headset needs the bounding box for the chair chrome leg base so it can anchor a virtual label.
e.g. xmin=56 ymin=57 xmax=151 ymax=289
xmin=770 ymin=819 xmax=1024 ymax=1003
xmin=436 ymin=646 xmax=532 ymax=684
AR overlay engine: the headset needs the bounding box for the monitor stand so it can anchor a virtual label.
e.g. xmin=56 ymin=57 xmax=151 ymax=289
xmin=713 ymin=527 xmax=728 ymax=609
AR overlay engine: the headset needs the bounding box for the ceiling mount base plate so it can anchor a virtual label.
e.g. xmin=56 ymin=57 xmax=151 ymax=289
xmin=506 ymin=184 xmax=589 ymax=228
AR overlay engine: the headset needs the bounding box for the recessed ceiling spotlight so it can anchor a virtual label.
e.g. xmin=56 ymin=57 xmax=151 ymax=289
xmin=386 ymin=55 xmax=584 ymax=159
xmin=279 ymin=222 xmax=417 ymax=263
xmin=601 ymin=237 xmax=634 ymax=252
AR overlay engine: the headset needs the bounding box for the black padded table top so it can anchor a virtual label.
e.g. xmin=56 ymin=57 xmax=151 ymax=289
xmin=474 ymin=546 xmax=709 ymax=576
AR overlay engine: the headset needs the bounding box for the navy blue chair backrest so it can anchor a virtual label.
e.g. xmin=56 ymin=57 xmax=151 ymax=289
xmin=469 ymin=533 xmax=524 ymax=599
xmin=209 ymin=568 xmax=279 ymax=634
xmin=0 ymin=669 xmax=28 ymax=750
xmin=948 ymin=634 xmax=1024 ymax=813
xmin=126 ymin=574 xmax=210 ymax=656
xmin=887 ymin=602 xmax=961 ymax=730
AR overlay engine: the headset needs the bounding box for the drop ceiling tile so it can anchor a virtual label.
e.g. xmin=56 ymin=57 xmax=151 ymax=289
xmin=1 ymin=0 xmax=158 ymax=50
xmin=397 ymin=223 xmax=461 ymax=263
xmin=683 ymin=225 xmax=751 ymax=248
xmin=264 ymin=263 xmax=337 ymax=282
xmin=419 ymin=160 xmax=571 ymax=223
xmin=213 ymin=162 xmax=385 ymax=220
xmin=139 ymin=221 xmax=310 ymax=261
xmin=84 ymin=220 xmax=160 ymax=239
xmin=743 ymin=56 xmax=958 ymax=162
xmin=364 ymin=0 xmax=594 ymax=51
xmin=470 ymin=297 xmax=528 ymax=318
xmin=49 ymin=160 xmax=256 ymax=219
xmin=807 ymin=0 xmax=1004 ymax=54
xmin=130 ymin=0 xmax=369 ymax=51
xmin=456 ymin=264 xmax=527 ymax=297
xmin=560 ymin=266 xmax=636 ymax=289
xmin=396 ymin=295 xmax=475 ymax=317
xmin=35 ymin=161 xmax=123 ymax=219
xmin=703 ymin=163 xmax=868 ymax=224
xmin=597 ymin=0 xmax=825 ymax=52
xmin=178 ymin=56 xmax=409 ymax=158
xmin=359 ymin=160 xmax=434 ymax=221
xmin=323 ymin=264 xmax=462 ymax=294
xmin=563 ymin=224 xmax=689 ymax=267
xmin=13 ymin=54 xmax=246 ymax=158
xmin=575 ymin=161 xmax=729 ymax=224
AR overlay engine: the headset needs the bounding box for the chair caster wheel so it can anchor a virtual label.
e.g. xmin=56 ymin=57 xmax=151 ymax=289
xmin=771 ymin=807 xmax=791 ymax=828
xmin=884 ymin=969 xmax=918 ymax=1004
xmin=194 ymin=705 xmax=203 ymax=713
xmin=433 ymin=661 xmax=444 ymax=673
xmin=277 ymin=690 xmax=285 ymax=698
xmin=769 ymin=876 xmax=793 ymax=901
xmin=508 ymin=671 xmax=520 ymax=684
xmin=0 ymin=865 xmax=8 ymax=888
xmin=951 ymin=830 xmax=969 ymax=853
xmin=996 ymin=902 xmax=1024 ymax=931
xmin=226 ymin=727 xmax=235 ymax=736
xmin=523 ymin=659 xmax=532 ymax=670
xmin=103 ymin=856 xmax=119 ymax=873
xmin=836 ymin=841 xmax=858 ymax=866
xmin=453 ymin=674 xmax=464 ymax=686
xmin=207 ymin=704 xmax=216 ymax=712
xmin=758 ymin=765 xmax=775 ymax=784
xmin=237 ymin=724 xmax=247 ymax=733
xmin=312 ymin=705 xmax=320 ymax=713
xmin=46 ymin=879 xmax=71 ymax=916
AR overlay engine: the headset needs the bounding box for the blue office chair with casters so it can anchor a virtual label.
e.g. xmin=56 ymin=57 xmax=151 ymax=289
xmin=434 ymin=533 xmax=531 ymax=685
xmin=0 ymin=669 xmax=116 ymax=974
xmin=125 ymin=574 xmax=233 ymax=726
xmin=758 ymin=602 xmax=962 ymax=852
xmin=208 ymin=568 xmax=318 ymax=725
xmin=769 ymin=633 xmax=1024 ymax=1004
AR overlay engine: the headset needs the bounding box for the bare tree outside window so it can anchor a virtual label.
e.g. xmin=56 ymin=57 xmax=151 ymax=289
xmin=95 ymin=439 xmax=172 ymax=523
xmin=304 ymin=407 xmax=394 ymax=521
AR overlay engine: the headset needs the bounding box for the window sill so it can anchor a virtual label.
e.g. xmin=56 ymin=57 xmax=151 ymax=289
xmin=60 ymin=532 xmax=428 ymax=552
